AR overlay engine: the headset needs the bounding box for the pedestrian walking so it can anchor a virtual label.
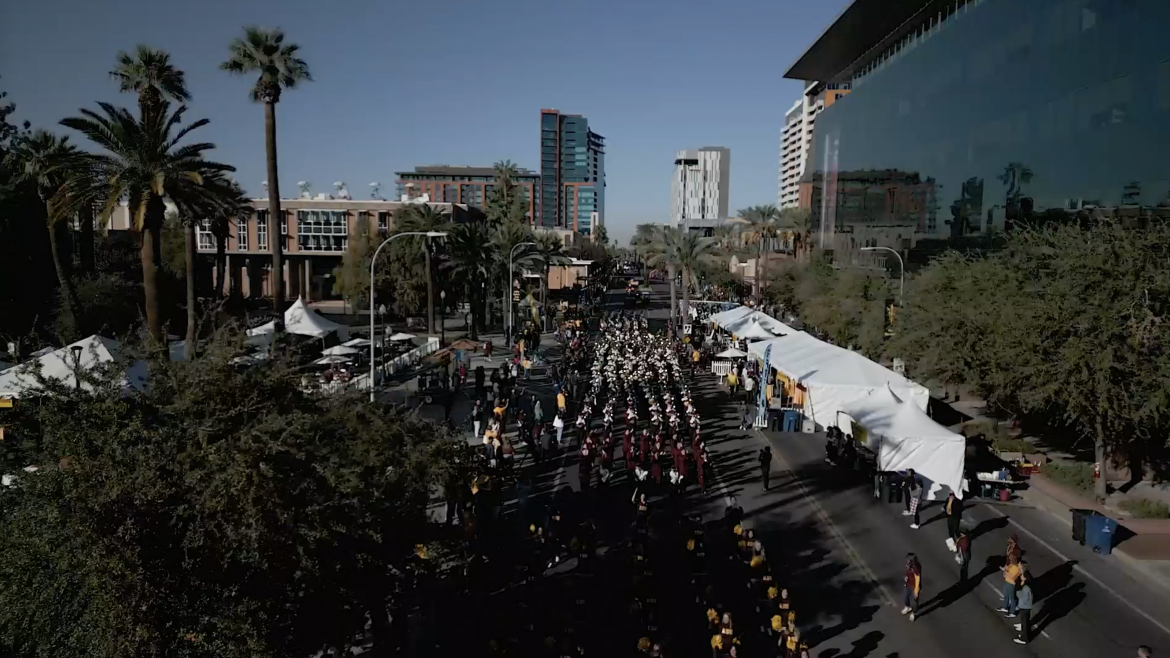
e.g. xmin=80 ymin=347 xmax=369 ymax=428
xmin=758 ymin=447 xmax=772 ymax=491
xmin=737 ymin=400 xmax=748 ymax=430
xmin=901 ymin=553 xmax=922 ymax=622
xmin=553 ymin=412 xmax=566 ymax=450
xmin=955 ymin=529 xmax=971 ymax=583
xmin=907 ymin=476 xmax=924 ymax=529
xmin=998 ymin=553 xmax=1022 ymax=618
xmin=945 ymin=490 xmax=964 ymax=546
xmin=901 ymin=469 xmax=918 ymax=517
xmin=471 ymin=398 xmax=483 ymax=441
xmin=1013 ymin=575 xmax=1033 ymax=644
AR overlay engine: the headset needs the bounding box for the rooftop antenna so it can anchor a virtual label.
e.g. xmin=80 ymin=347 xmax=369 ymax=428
xmin=297 ymin=181 xmax=311 ymax=199
xmin=369 ymin=182 xmax=382 ymax=199
xmin=334 ymin=181 xmax=349 ymax=199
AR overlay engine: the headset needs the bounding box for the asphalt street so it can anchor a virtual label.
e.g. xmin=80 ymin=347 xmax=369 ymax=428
xmin=420 ymin=278 xmax=1170 ymax=657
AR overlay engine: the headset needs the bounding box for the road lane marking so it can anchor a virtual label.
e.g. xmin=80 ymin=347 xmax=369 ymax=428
xmin=756 ymin=429 xmax=898 ymax=609
xmin=982 ymin=504 xmax=1170 ymax=639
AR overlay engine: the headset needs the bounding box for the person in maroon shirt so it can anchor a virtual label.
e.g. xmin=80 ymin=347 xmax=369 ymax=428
xmin=694 ymin=442 xmax=707 ymax=491
xmin=623 ymin=429 xmax=636 ymax=472
xmin=579 ymin=431 xmax=596 ymax=491
xmin=651 ymin=439 xmax=664 ymax=486
xmin=673 ymin=440 xmax=688 ymax=482
xmin=639 ymin=430 xmax=651 ymax=464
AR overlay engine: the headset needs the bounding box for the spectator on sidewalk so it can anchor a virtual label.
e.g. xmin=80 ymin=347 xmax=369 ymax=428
xmin=553 ymin=411 xmax=566 ymax=450
xmin=737 ymin=400 xmax=750 ymax=430
xmin=945 ymin=490 xmax=964 ymax=546
xmin=471 ymin=398 xmax=483 ymax=441
xmin=758 ymin=447 xmax=773 ymax=491
xmin=902 ymin=553 xmax=922 ymax=622
xmin=955 ymin=529 xmax=971 ymax=583
xmin=999 ymin=553 xmax=1022 ymax=618
xmin=1013 ymin=575 xmax=1034 ymax=645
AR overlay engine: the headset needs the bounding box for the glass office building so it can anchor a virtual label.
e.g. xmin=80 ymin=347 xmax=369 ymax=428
xmin=788 ymin=0 xmax=1170 ymax=261
xmin=540 ymin=109 xmax=606 ymax=234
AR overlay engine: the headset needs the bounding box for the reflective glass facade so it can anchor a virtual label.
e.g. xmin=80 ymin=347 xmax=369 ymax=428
xmin=540 ymin=109 xmax=605 ymax=233
xmin=803 ymin=0 xmax=1170 ymax=259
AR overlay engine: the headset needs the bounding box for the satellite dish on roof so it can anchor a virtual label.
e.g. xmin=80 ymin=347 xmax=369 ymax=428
xmin=369 ymin=182 xmax=381 ymax=199
xmin=297 ymin=181 xmax=311 ymax=199
xmin=334 ymin=181 xmax=350 ymax=199
xmin=261 ymin=180 xmax=268 ymax=194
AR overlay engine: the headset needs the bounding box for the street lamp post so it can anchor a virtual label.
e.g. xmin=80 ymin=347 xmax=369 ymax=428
xmin=369 ymin=230 xmax=448 ymax=402
xmin=508 ymin=241 xmax=536 ymax=342
xmin=860 ymin=246 xmax=905 ymax=304
xmin=439 ymin=289 xmax=446 ymax=345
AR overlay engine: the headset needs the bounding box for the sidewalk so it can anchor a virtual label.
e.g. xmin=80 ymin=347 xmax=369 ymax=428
xmin=1019 ymin=472 xmax=1170 ymax=591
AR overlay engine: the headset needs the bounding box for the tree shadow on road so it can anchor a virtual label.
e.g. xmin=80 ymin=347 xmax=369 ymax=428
xmin=1032 ymin=582 xmax=1086 ymax=634
xmin=917 ymin=559 xmax=1000 ymax=617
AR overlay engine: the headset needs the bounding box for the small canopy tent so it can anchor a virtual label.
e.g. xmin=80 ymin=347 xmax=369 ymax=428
xmin=841 ymin=386 xmax=967 ymax=498
xmin=246 ymin=298 xmax=351 ymax=341
xmin=722 ymin=311 xmax=796 ymax=337
xmin=734 ymin=320 xmax=776 ymax=341
xmin=714 ymin=347 xmax=748 ymax=359
xmin=707 ymin=305 xmax=754 ymax=329
xmin=388 ymin=332 xmax=416 ymax=342
xmin=321 ymin=345 xmax=361 ymax=357
xmin=0 ymin=335 xmax=148 ymax=398
xmin=748 ymin=333 xmax=929 ymax=430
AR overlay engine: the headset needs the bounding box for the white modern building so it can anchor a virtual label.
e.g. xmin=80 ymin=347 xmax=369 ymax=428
xmin=670 ymin=147 xmax=730 ymax=232
xmin=779 ymin=99 xmax=804 ymax=209
xmin=778 ymin=81 xmax=851 ymax=209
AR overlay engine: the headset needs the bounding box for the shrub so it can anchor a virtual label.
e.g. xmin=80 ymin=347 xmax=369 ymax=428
xmin=1042 ymin=460 xmax=1096 ymax=497
xmin=1119 ymin=498 xmax=1170 ymax=519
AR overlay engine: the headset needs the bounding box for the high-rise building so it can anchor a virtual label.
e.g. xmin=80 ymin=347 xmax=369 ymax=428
xmin=395 ymin=165 xmax=540 ymax=222
xmin=787 ymin=0 xmax=1170 ymax=264
xmin=540 ymin=109 xmax=606 ymax=235
xmin=670 ymin=147 xmax=731 ymax=232
xmin=778 ymin=83 xmax=851 ymax=209
xmin=779 ymin=100 xmax=804 ymax=208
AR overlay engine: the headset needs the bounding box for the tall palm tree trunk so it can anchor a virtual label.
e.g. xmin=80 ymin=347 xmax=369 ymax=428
xmin=756 ymin=240 xmax=764 ymax=300
xmin=215 ymin=236 xmax=227 ymax=300
xmin=79 ymin=202 xmax=95 ymax=274
xmin=468 ymin=283 xmax=480 ymax=341
xmin=46 ymin=203 xmax=82 ymax=336
xmin=184 ymin=222 xmax=197 ymax=360
xmin=264 ymin=101 xmax=285 ymax=309
xmin=142 ymin=196 xmax=166 ymax=348
xmin=425 ymin=245 xmax=435 ymax=335
xmin=667 ymin=264 xmax=678 ymax=328
xmin=681 ymin=267 xmax=691 ymax=327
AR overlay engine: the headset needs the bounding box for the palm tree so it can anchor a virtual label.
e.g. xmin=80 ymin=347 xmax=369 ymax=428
xmin=221 ymin=27 xmax=312 ymax=310
xmin=733 ymin=204 xmax=780 ymax=299
xmin=7 ymin=130 xmax=84 ymax=333
xmin=60 ymin=101 xmax=234 ymax=348
xmin=110 ymin=45 xmax=191 ymax=119
xmin=396 ymin=204 xmax=449 ymax=334
xmin=645 ymin=226 xmax=679 ymax=327
xmin=209 ymin=181 xmax=251 ymax=300
xmin=671 ymin=230 xmax=720 ymax=324
xmin=630 ymin=223 xmax=661 ymax=277
xmin=170 ymin=174 xmax=242 ymax=358
xmin=779 ymin=207 xmax=812 ymax=262
xmin=442 ymin=221 xmax=494 ymax=340
xmin=487 ymin=160 xmax=527 ymax=225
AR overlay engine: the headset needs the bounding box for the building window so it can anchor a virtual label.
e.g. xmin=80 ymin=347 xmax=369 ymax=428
xmin=377 ymin=211 xmax=390 ymax=233
xmin=256 ymin=212 xmax=268 ymax=252
xmin=237 ymin=219 xmax=248 ymax=250
xmin=297 ymin=209 xmax=349 ymax=252
xmin=196 ymin=220 xmax=215 ymax=251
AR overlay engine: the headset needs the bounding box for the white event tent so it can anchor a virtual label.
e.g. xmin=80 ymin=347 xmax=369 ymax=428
xmin=0 ymin=335 xmax=148 ymax=398
xmin=707 ymin=305 xmax=754 ymax=329
xmin=721 ymin=311 xmax=795 ymax=337
xmin=747 ymin=333 xmax=930 ymax=430
xmin=246 ymin=297 xmax=351 ymax=341
xmin=841 ymin=386 xmax=967 ymax=498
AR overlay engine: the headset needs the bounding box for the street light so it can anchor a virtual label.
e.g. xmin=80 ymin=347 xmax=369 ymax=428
xmin=508 ymin=241 xmax=536 ymax=341
xmin=439 ymin=289 xmax=446 ymax=345
xmin=860 ymin=246 xmax=904 ymax=304
xmin=369 ymin=230 xmax=448 ymax=402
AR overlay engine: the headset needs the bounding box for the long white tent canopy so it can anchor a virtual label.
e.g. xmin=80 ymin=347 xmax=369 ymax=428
xmin=247 ymin=297 xmax=351 ymax=341
xmin=841 ymin=386 xmax=967 ymax=498
xmin=748 ymin=333 xmax=930 ymax=429
xmin=709 ymin=305 xmax=797 ymax=337
xmin=0 ymin=335 xmax=148 ymax=398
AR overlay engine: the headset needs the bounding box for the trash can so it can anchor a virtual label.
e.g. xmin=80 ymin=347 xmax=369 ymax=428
xmin=877 ymin=472 xmax=891 ymax=502
xmin=781 ymin=410 xmax=800 ymax=432
xmin=1071 ymin=509 xmax=1103 ymax=544
xmin=1084 ymin=515 xmax=1118 ymax=555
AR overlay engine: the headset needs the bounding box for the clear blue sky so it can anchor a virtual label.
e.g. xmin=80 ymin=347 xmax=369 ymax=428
xmin=0 ymin=0 xmax=848 ymax=244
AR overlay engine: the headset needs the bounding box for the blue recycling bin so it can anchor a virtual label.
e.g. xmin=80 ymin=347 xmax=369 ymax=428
xmin=1084 ymin=515 xmax=1119 ymax=555
xmin=782 ymin=410 xmax=801 ymax=432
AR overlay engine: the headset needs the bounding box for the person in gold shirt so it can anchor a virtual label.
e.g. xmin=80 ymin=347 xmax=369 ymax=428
xmin=999 ymin=553 xmax=1023 ymax=617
